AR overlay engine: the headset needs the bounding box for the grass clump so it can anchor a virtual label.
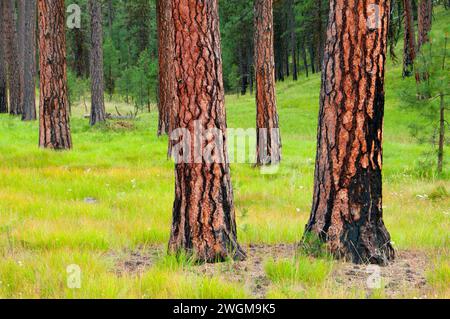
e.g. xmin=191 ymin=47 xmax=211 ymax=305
xmin=264 ymin=255 xmax=333 ymax=287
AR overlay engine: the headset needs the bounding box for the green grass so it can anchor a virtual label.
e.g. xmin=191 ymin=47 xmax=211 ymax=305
xmin=0 ymin=6 xmax=449 ymax=300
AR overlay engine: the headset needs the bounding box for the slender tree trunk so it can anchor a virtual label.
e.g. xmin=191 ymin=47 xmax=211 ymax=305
xmin=309 ymin=44 xmax=316 ymax=74
xmin=168 ymin=0 xmax=246 ymax=262
xmin=305 ymin=0 xmax=395 ymax=265
xmin=403 ymin=0 xmax=417 ymax=77
xmin=38 ymin=0 xmax=72 ymax=150
xmin=418 ymin=0 xmax=432 ymax=50
xmin=3 ymin=0 xmax=21 ymax=115
xmin=0 ymin=1 xmax=8 ymax=113
xmin=89 ymin=0 xmax=106 ymax=126
xmin=238 ymin=42 xmax=248 ymax=95
xmin=156 ymin=0 xmax=174 ymax=136
xmin=73 ymin=29 xmax=86 ymax=77
xmin=254 ymin=0 xmax=281 ymax=166
xmin=22 ymin=0 xmax=37 ymax=121
xmin=247 ymin=46 xmax=254 ymax=95
xmin=288 ymin=0 xmax=298 ymax=81
xmin=18 ymin=0 xmax=25 ymax=114
xmin=438 ymin=93 xmax=445 ymax=174
xmin=301 ymin=38 xmax=309 ymax=78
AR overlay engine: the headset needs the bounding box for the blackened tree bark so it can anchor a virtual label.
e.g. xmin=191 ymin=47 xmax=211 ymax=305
xmin=38 ymin=0 xmax=72 ymax=149
xmin=0 ymin=1 xmax=8 ymax=113
xmin=3 ymin=0 xmax=21 ymax=115
xmin=168 ymin=0 xmax=246 ymax=262
xmin=418 ymin=0 xmax=432 ymax=50
xmin=22 ymin=0 xmax=37 ymax=121
xmin=305 ymin=0 xmax=395 ymax=265
xmin=156 ymin=0 xmax=174 ymax=136
xmin=403 ymin=0 xmax=417 ymax=77
xmin=254 ymin=0 xmax=281 ymax=166
xmin=89 ymin=0 xmax=106 ymax=126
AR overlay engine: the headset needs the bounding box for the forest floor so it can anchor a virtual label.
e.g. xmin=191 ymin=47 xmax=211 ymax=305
xmin=0 ymin=9 xmax=448 ymax=299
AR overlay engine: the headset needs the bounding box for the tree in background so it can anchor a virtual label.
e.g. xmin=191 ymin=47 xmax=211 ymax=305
xmin=38 ymin=0 xmax=72 ymax=149
xmin=89 ymin=0 xmax=106 ymax=126
xmin=168 ymin=0 xmax=246 ymax=262
xmin=254 ymin=0 xmax=281 ymax=166
xmin=403 ymin=0 xmax=417 ymax=77
xmin=402 ymin=32 xmax=449 ymax=175
xmin=156 ymin=0 xmax=174 ymax=136
xmin=3 ymin=0 xmax=22 ymax=115
xmin=22 ymin=0 xmax=37 ymax=121
xmin=305 ymin=0 xmax=395 ymax=265
xmin=418 ymin=0 xmax=433 ymax=50
xmin=0 ymin=0 xmax=8 ymax=114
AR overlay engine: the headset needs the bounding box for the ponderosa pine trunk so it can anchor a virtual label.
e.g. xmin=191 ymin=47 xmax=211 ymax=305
xmin=305 ymin=0 xmax=395 ymax=265
xmin=38 ymin=0 xmax=72 ymax=149
xmin=403 ymin=0 xmax=417 ymax=77
xmin=89 ymin=0 xmax=106 ymax=126
xmin=22 ymin=0 xmax=37 ymax=121
xmin=254 ymin=0 xmax=281 ymax=166
xmin=156 ymin=0 xmax=174 ymax=136
xmin=418 ymin=0 xmax=432 ymax=50
xmin=168 ymin=0 xmax=246 ymax=263
xmin=3 ymin=0 xmax=21 ymax=115
xmin=0 ymin=1 xmax=8 ymax=113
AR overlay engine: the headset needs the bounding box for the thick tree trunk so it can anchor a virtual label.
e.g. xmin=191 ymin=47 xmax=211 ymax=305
xmin=254 ymin=0 xmax=281 ymax=166
xmin=89 ymin=0 xmax=106 ymax=126
xmin=38 ymin=0 xmax=72 ymax=150
xmin=156 ymin=0 xmax=174 ymax=136
xmin=403 ymin=0 xmax=417 ymax=77
xmin=305 ymin=0 xmax=395 ymax=265
xmin=3 ymin=0 xmax=21 ymax=115
xmin=22 ymin=0 xmax=37 ymax=121
xmin=0 ymin=1 xmax=8 ymax=113
xmin=168 ymin=0 xmax=246 ymax=262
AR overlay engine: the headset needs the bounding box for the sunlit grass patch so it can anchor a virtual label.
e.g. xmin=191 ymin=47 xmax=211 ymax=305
xmin=264 ymin=255 xmax=333 ymax=287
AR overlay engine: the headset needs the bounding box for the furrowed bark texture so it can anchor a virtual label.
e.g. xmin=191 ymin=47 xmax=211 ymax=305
xmin=22 ymin=0 xmax=37 ymax=121
xmin=3 ymin=0 xmax=21 ymax=115
xmin=0 ymin=0 xmax=8 ymax=113
xmin=254 ymin=0 xmax=281 ymax=166
xmin=89 ymin=0 xmax=106 ymax=126
xmin=38 ymin=0 xmax=72 ymax=150
xmin=418 ymin=0 xmax=432 ymax=50
xmin=403 ymin=0 xmax=416 ymax=77
xmin=168 ymin=0 xmax=246 ymax=262
xmin=157 ymin=0 xmax=174 ymax=136
xmin=305 ymin=0 xmax=395 ymax=265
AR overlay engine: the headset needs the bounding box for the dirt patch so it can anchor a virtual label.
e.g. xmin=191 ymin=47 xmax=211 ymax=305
xmin=112 ymin=244 xmax=431 ymax=298
xmin=113 ymin=245 xmax=165 ymax=276
xmin=334 ymin=250 xmax=430 ymax=298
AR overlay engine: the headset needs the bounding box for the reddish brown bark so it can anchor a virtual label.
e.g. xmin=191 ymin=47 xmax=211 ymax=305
xmin=305 ymin=0 xmax=395 ymax=265
xmin=89 ymin=0 xmax=106 ymax=126
xmin=3 ymin=0 xmax=21 ymax=115
xmin=403 ymin=0 xmax=417 ymax=77
xmin=168 ymin=0 xmax=246 ymax=262
xmin=156 ymin=0 xmax=174 ymax=136
xmin=418 ymin=0 xmax=432 ymax=50
xmin=38 ymin=0 xmax=72 ymax=150
xmin=254 ymin=0 xmax=281 ymax=166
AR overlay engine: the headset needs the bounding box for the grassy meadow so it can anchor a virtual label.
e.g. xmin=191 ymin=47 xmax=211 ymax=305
xmin=0 ymin=9 xmax=448 ymax=299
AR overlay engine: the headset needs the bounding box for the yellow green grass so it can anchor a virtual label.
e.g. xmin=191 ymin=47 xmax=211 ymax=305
xmin=0 ymin=7 xmax=448 ymax=300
